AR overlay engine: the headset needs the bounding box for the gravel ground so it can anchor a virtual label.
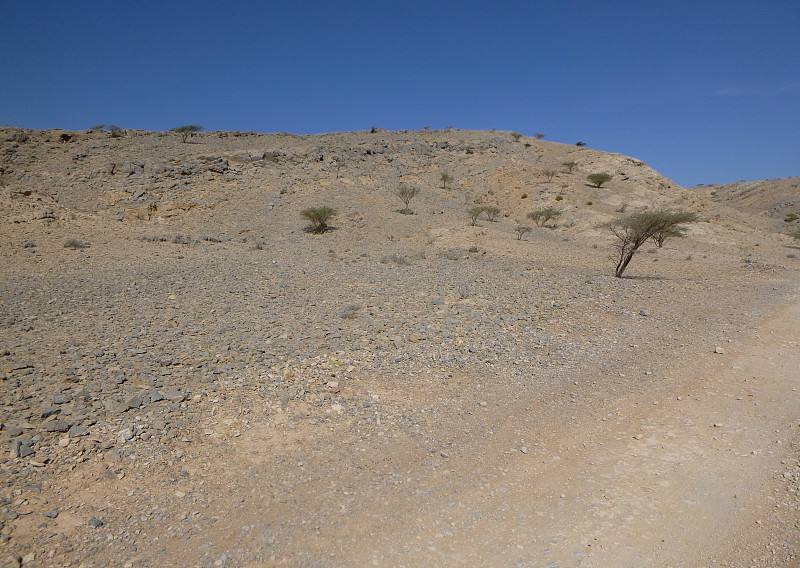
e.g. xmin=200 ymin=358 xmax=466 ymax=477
xmin=1 ymin=127 xmax=799 ymax=567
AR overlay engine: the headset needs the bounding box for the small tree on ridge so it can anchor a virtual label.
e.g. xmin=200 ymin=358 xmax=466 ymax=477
xmin=171 ymin=125 xmax=204 ymax=143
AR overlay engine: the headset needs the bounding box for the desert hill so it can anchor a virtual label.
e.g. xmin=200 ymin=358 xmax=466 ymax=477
xmin=1 ymin=127 xmax=692 ymax=231
xmin=1 ymin=127 xmax=799 ymax=567
xmin=691 ymin=176 xmax=800 ymax=233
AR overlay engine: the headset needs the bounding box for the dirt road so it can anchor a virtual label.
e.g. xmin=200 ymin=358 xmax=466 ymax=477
xmin=68 ymin=296 xmax=795 ymax=568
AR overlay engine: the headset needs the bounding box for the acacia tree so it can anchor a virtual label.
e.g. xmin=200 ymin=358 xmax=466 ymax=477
xmin=587 ymin=172 xmax=612 ymax=187
xmin=609 ymin=209 xmax=698 ymax=277
xmin=514 ymin=225 xmax=532 ymax=240
xmin=468 ymin=206 xmax=485 ymax=226
xmin=527 ymin=206 xmax=562 ymax=227
xmin=171 ymin=125 xmax=204 ymax=143
xmin=542 ymin=169 xmax=558 ymax=182
xmin=440 ymin=171 xmax=454 ymax=189
xmin=397 ymin=184 xmax=420 ymax=213
xmin=561 ymin=161 xmax=578 ymax=173
xmin=484 ymin=206 xmax=501 ymax=221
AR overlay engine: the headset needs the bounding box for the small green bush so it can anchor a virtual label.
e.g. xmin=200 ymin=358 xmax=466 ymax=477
xmin=784 ymin=213 xmax=799 ymax=223
xmin=555 ymin=194 xmax=564 ymax=201
xmin=587 ymin=173 xmax=612 ymax=188
xmin=301 ymin=206 xmax=337 ymax=233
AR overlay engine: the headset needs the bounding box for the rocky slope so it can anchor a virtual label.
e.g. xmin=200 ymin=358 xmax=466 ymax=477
xmin=1 ymin=127 xmax=798 ymax=567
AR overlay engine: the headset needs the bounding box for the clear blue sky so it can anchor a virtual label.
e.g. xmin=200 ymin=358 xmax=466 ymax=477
xmin=2 ymin=1 xmax=797 ymax=187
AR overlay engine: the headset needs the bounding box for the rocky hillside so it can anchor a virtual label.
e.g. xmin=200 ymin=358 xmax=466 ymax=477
xmin=691 ymin=177 xmax=800 ymax=234
xmin=1 ymin=127 xmax=695 ymax=235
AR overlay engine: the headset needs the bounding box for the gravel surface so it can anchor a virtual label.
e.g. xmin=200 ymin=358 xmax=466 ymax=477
xmin=1 ymin=127 xmax=799 ymax=567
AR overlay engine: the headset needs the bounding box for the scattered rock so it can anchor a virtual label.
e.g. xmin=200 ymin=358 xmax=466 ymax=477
xmin=10 ymin=438 xmax=34 ymax=458
xmin=87 ymin=517 xmax=104 ymax=529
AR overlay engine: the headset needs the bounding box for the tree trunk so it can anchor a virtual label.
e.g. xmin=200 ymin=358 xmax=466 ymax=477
xmin=615 ymin=251 xmax=635 ymax=277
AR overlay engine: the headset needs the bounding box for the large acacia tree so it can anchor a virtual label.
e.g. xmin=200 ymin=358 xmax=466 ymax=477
xmin=171 ymin=125 xmax=204 ymax=143
xmin=609 ymin=209 xmax=698 ymax=277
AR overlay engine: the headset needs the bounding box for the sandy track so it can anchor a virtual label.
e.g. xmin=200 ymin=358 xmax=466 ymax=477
xmin=117 ymin=296 xmax=797 ymax=568
xmin=338 ymin=299 xmax=800 ymax=567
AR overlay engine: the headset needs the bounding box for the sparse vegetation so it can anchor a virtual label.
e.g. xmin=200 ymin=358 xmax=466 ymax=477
xmin=587 ymin=172 xmax=613 ymax=188
xmin=171 ymin=234 xmax=192 ymax=244
xmin=340 ymin=304 xmax=362 ymax=319
xmin=535 ymin=133 xmax=545 ymax=139
xmin=784 ymin=213 xmax=798 ymax=223
xmin=301 ymin=206 xmax=337 ymax=233
xmin=521 ymin=193 xmax=528 ymax=199
xmin=608 ymin=209 xmax=698 ymax=277
xmin=527 ymin=206 xmax=563 ymax=227
xmin=468 ymin=206 xmax=485 ymax=226
xmin=555 ymin=194 xmax=564 ymax=201
xmin=397 ymin=184 xmax=420 ymax=214
xmin=484 ymin=206 xmax=501 ymax=221
xmin=332 ymin=157 xmax=344 ymax=178
xmin=542 ymin=169 xmax=557 ymax=182
xmin=440 ymin=171 xmax=454 ymax=189
xmin=171 ymin=125 xmax=204 ymax=143
xmin=514 ymin=225 xmax=532 ymax=240
xmin=107 ymin=125 xmax=122 ymax=137
xmin=575 ymin=141 xmax=587 ymax=147
xmin=511 ymin=132 xmax=523 ymax=142
xmin=89 ymin=124 xmax=106 ymax=131
xmin=64 ymin=239 xmax=90 ymax=249
xmin=561 ymin=161 xmax=578 ymax=173
xmin=380 ymin=253 xmax=411 ymax=265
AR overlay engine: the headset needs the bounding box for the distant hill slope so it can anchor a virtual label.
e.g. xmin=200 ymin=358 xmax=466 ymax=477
xmin=1 ymin=127 xmax=694 ymax=234
xmin=691 ymin=177 xmax=800 ymax=233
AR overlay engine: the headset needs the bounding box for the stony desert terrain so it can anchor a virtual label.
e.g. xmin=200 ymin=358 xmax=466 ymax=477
xmin=1 ymin=127 xmax=799 ymax=567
